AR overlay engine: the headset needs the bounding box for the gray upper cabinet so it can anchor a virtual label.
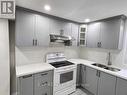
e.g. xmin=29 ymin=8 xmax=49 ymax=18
xmin=85 ymin=66 xmax=98 ymax=95
xmin=71 ymin=23 xmax=79 ymax=46
xmin=35 ymin=15 xmax=50 ymax=46
xmin=87 ymin=22 xmax=101 ymax=48
xmin=62 ymin=22 xmax=72 ymax=36
xmin=16 ymin=10 xmax=35 ymax=47
xmin=100 ymin=17 xmax=124 ymax=49
xmin=116 ymin=78 xmax=127 ymax=95
xmin=16 ymin=9 xmax=51 ymax=47
xmin=19 ymin=75 xmax=34 ymax=95
xmin=49 ymin=18 xmax=65 ymax=35
xmin=16 ymin=8 xmax=79 ymax=47
xmin=87 ymin=15 xmax=125 ymax=50
xmin=98 ymin=72 xmax=116 ymax=95
xmin=49 ymin=19 xmax=79 ymax=46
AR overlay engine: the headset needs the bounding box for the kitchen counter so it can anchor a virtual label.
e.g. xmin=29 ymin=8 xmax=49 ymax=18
xmin=16 ymin=58 xmax=127 ymax=80
xmin=68 ymin=59 xmax=127 ymax=80
xmin=16 ymin=63 xmax=54 ymax=77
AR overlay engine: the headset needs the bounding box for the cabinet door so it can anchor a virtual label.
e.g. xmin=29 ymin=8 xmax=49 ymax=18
xmin=98 ymin=72 xmax=116 ymax=95
xmin=36 ymin=15 xmax=50 ymax=46
xmin=16 ymin=10 xmax=35 ymax=47
xmin=100 ymin=18 xmax=121 ymax=49
xmin=49 ymin=18 xmax=64 ymax=35
xmin=85 ymin=67 xmax=98 ymax=95
xmin=34 ymin=71 xmax=53 ymax=95
xmin=87 ymin=22 xmax=101 ymax=48
xmin=80 ymin=65 xmax=86 ymax=88
xmin=116 ymin=78 xmax=127 ymax=95
xmin=63 ymin=22 xmax=72 ymax=36
xmin=71 ymin=23 xmax=79 ymax=46
xmin=20 ymin=75 xmax=33 ymax=95
xmin=76 ymin=64 xmax=81 ymax=86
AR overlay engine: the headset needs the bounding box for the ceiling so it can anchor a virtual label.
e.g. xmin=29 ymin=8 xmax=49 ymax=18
xmin=16 ymin=0 xmax=127 ymax=23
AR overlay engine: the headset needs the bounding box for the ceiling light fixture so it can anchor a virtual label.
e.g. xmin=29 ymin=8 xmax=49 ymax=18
xmin=84 ymin=19 xmax=90 ymax=23
xmin=44 ymin=5 xmax=51 ymax=11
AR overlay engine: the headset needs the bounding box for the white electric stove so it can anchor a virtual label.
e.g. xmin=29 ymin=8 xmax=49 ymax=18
xmin=46 ymin=52 xmax=76 ymax=95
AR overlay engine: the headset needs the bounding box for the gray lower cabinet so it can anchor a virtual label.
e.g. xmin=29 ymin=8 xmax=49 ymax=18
xmin=34 ymin=71 xmax=53 ymax=95
xmin=80 ymin=65 xmax=86 ymax=88
xmin=17 ymin=70 xmax=53 ymax=95
xmin=98 ymin=72 xmax=116 ymax=95
xmin=85 ymin=66 xmax=98 ymax=95
xmin=116 ymin=78 xmax=127 ymax=95
xmin=76 ymin=64 xmax=82 ymax=86
xmin=82 ymin=66 xmax=116 ymax=95
xmin=19 ymin=74 xmax=34 ymax=95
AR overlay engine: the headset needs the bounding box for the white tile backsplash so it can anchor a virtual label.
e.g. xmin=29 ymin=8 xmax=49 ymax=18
xmin=16 ymin=46 xmax=80 ymax=66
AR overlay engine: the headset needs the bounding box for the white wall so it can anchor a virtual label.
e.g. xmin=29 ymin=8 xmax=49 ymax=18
xmin=80 ymin=20 xmax=127 ymax=69
xmin=0 ymin=19 xmax=10 ymax=95
xmin=16 ymin=46 xmax=80 ymax=66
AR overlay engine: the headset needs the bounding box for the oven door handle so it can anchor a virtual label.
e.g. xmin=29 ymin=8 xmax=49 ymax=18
xmin=56 ymin=69 xmax=76 ymax=73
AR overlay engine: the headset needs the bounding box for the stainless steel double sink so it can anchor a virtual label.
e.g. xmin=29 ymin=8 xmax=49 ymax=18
xmin=92 ymin=63 xmax=120 ymax=72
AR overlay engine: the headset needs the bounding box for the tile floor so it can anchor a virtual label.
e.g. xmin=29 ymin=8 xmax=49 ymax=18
xmin=70 ymin=89 xmax=87 ymax=95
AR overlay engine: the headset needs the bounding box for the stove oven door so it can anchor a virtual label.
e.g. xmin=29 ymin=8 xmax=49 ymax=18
xmin=54 ymin=66 xmax=76 ymax=92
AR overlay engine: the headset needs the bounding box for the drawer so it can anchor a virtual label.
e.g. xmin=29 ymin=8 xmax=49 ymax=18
xmin=34 ymin=71 xmax=53 ymax=82
xmin=34 ymin=77 xmax=52 ymax=88
xmin=34 ymin=85 xmax=52 ymax=95
xmin=34 ymin=71 xmax=53 ymax=95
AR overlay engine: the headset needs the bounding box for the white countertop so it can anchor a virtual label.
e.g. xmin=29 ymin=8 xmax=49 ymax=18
xmin=16 ymin=63 xmax=54 ymax=77
xmin=68 ymin=59 xmax=127 ymax=80
xmin=16 ymin=58 xmax=127 ymax=80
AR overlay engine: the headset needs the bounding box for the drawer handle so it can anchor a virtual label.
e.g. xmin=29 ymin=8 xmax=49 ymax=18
xmin=41 ymin=73 xmax=48 ymax=76
xmin=22 ymin=75 xmax=32 ymax=78
xmin=42 ymin=93 xmax=47 ymax=95
xmin=40 ymin=82 xmax=48 ymax=87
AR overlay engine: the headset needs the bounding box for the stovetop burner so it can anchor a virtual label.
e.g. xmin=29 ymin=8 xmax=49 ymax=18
xmin=50 ymin=61 xmax=74 ymax=68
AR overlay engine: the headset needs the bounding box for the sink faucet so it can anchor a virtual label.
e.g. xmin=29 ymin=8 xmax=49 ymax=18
xmin=107 ymin=52 xmax=112 ymax=65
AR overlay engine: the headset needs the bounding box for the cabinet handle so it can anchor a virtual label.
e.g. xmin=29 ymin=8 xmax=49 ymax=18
xmin=84 ymin=66 xmax=86 ymax=71
xmin=33 ymin=39 xmax=35 ymax=46
xmin=35 ymin=39 xmax=37 ymax=46
xmin=97 ymin=42 xmax=102 ymax=48
xmin=100 ymin=42 xmax=102 ymax=48
xmin=41 ymin=73 xmax=48 ymax=76
xmin=40 ymin=82 xmax=48 ymax=87
xmin=97 ymin=71 xmax=101 ymax=77
xmin=97 ymin=42 xmax=100 ymax=47
xmin=96 ymin=71 xmax=98 ymax=76
xmin=22 ymin=75 xmax=32 ymax=79
xmin=98 ymin=71 xmax=101 ymax=77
